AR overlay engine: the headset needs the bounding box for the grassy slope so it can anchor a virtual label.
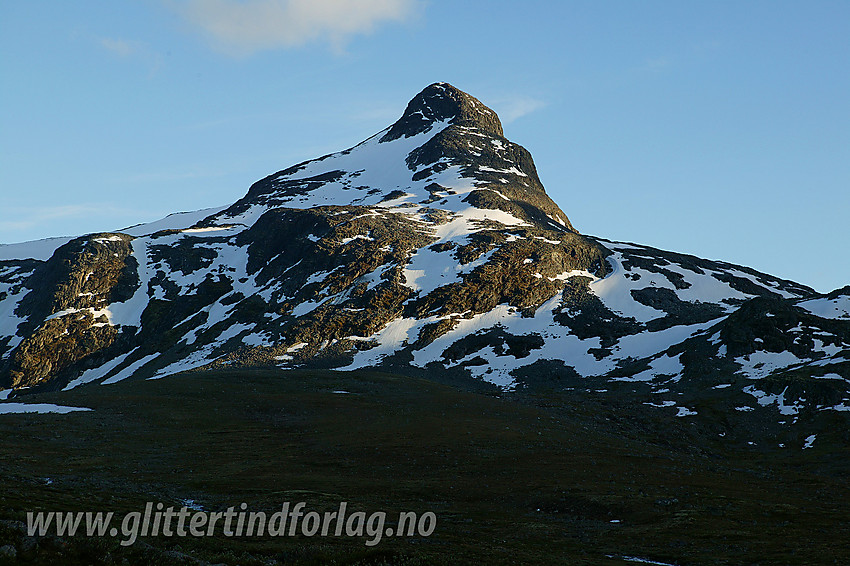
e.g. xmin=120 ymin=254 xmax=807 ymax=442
xmin=0 ymin=368 xmax=848 ymax=565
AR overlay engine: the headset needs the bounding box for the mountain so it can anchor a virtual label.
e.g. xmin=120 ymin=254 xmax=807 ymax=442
xmin=1 ymin=82 xmax=848 ymax=441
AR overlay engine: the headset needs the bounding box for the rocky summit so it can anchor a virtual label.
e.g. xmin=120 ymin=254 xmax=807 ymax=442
xmin=1 ymin=83 xmax=848 ymax=442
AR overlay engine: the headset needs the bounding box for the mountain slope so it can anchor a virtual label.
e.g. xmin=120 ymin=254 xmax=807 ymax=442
xmin=1 ymin=83 xmax=848 ymax=434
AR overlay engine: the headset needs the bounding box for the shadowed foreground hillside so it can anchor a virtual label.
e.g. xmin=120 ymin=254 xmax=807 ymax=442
xmin=0 ymin=368 xmax=848 ymax=565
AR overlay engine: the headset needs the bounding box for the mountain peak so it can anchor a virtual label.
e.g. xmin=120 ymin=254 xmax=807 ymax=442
xmin=3 ymin=82 xmax=846 ymax=443
xmin=381 ymin=82 xmax=503 ymax=142
xmin=216 ymin=82 xmax=576 ymax=233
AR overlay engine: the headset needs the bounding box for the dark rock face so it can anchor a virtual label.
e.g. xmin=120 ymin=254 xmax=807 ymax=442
xmin=630 ymin=287 xmax=726 ymax=331
xmin=2 ymin=234 xmax=138 ymax=388
xmin=720 ymin=296 xmax=850 ymax=360
xmin=227 ymin=170 xmax=347 ymax=220
xmin=407 ymin=229 xmax=608 ymax=321
xmin=553 ymin=277 xmax=643 ymax=349
xmin=9 ymin=314 xmax=119 ymax=388
xmin=381 ymin=82 xmax=504 ymax=142
xmin=16 ymin=235 xmax=137 ymax=327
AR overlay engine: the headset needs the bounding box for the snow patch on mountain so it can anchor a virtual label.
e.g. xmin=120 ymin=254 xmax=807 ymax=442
xmin=798 ymin=295 xmax=850 ymax=320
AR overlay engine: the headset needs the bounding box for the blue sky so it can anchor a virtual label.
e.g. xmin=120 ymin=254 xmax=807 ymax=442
xmin=1 ymin=1 xmax=848 ymax=292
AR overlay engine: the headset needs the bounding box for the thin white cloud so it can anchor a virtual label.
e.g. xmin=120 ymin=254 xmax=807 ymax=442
xmin=100 ymin=38 xmax=140 ymax=57
xmin=176 ymin=0 xmax=418 ymax=55
xmin=489 ymin=95 xmax=547 ymax=124
xmin=98 ymin=37 xmax=162 ymax=76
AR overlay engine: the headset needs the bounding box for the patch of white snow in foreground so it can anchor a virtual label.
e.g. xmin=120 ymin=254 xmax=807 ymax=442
xmin=64 ymin=350 xmax=136 ymax=390
xmin=0 ymin=403 xmax=92 ymax=414
xmin=606 ymin=555 xmax=679 ymax=566
xmin=102 ymin=353 xmax=160 ymax=385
